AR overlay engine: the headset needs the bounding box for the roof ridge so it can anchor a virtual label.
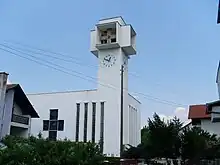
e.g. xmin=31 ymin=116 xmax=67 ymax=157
xmin=27 ymin=89 xmax=97 ymax=95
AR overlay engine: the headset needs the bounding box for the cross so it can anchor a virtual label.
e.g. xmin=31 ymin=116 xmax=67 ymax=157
xmin=42 ymin=109 xmax=64 ymax=140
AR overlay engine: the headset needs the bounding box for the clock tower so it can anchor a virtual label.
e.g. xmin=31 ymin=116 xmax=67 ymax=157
xmin=90 ymin=16 xmax=136 ymax=156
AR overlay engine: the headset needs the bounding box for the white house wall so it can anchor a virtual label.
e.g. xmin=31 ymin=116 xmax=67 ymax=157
xmin=201 ymin=119 xmax=220 ymax=136
xmin=211 ymin=106 xmax=220 ymax=122
xmin=1 ymin=90 xmax=14 ymax=137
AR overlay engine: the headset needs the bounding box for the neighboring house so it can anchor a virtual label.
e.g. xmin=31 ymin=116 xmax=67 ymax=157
xmin=187 ymin=103 xmax=220 ymax=135
xmin=28 ymin=16 xmax=141 ymax=157
xmin=0 ymin=72 xmax=39 ymax=139
xmin=186 ymin=62 xmax=220 ymax=135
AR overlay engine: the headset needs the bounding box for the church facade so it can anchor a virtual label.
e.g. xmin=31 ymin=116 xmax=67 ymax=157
xmin=28 ymin=16 xmax=141 ymax=157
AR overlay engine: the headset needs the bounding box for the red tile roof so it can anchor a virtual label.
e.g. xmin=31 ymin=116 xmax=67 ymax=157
xmin=188 ymin=105 xmax=210 ymax=119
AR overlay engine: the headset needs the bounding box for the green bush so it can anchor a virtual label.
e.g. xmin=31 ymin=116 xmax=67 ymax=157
xmin=0 ymin=135 xmax=105 ymax=165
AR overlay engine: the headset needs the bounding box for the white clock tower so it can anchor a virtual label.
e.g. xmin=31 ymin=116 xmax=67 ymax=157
xmin=90 ymin=16 xmax=137 ymax=156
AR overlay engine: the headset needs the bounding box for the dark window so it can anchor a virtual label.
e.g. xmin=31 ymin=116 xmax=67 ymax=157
xmin=83 ymin=103 xmax=88 ymax=142
xmin=43 ymin=120 xmax=49 ymax=131
xmin=49 ymin=120 xmax=58 ymax=130
xmin=111 ymin=38 xmax=116 ymax=43
xmin=50 ymin=109 xmax=58 ymax=120
xmin=192 ymin=119 xmax=201 ymax=126
xmin=100 ymin=102 xmax=105 ymax=153
xmin=11 ymin=114 xmax=29 ymax=125
xmin=75 ymin=103 xmax=80 ymax=142
xmin=49 ymin=131 xmax=57 ymax=140
xmin=101 ymin=40 xmax=107 ymax=44
xmin=212 ymin=117 xmax=220 ymax=123
xmin=92 ymin=102 xmax=96 ymax=143
xmin=58 ymin=120 xmax=64 ymax=131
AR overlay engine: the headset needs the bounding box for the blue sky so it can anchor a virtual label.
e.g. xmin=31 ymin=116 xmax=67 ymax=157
xmin=0 ymin=0 xmax=219 ymax=126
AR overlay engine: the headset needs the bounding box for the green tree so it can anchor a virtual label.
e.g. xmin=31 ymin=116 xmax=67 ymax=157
xmin=122 ymin=113 xmax=183 ymax=162
xmin=0 ymin=135 xmax=104 ymax=165
xmin=146 ymin=113 xmax=183 ymax=159
xmin=180 ymin=126 xmax=218 ymax=164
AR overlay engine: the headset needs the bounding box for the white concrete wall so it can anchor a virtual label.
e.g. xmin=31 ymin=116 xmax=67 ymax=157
xmin=128 ymin=94 xmax=141 ymax=146
xmin=90 ymin=30 xmax=98 ymax=56
xmin=0 ymin=73 xmax=8 ymax=139
xmin=201 ymin=119 xmax=220 ymax=136
xmin=120 ymin=26 xmax=131 ymax=47
xmin=99 ymin=17 xmax=126 ymax=26
xmin=97 ymin=47 xmax=130 ymax=156
xmin=28 ymin=89 xmax=141 ymax=157
xmin=1 ymin=90 xmax=14 ymax=137
xmin=211 ymin=106 xmax=220 ymax=122
xmin=218 ymin=83 xmax=220 ymax=99
xmin=28 ymin=90 xmax=98 ymax=140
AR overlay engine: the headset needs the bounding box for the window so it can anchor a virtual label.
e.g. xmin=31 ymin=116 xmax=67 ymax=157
xmin=43 ymin=120 xmax=49 ymax=131
xmin=101 ymin=40 xmax=107 ymax=44
xmin=50 ymin=109 xmax=58 ymax=120
xmin=75 ymin=103 xmax=80 ymax=141
xmin=92 ymin=102 xmax=96 ymax=143
xmin=58 ymin=120 xmax=64 ymax=131
xmin=83 ymin=103 xmax=88 ymax=142
xmin=42 ymin=109 xmax=64 ymax=141
xmin=49 ymin=120 xmax=58 ymax=130
xmin=100 ymin=102 xmax=105 ymax=153
xmin=192 ymin=119 xmax=201 ymax=126
xmin=111 ymin=38 xmax=116 ymax=43
xmin=49 ymin=131 xmax=57 ymax=140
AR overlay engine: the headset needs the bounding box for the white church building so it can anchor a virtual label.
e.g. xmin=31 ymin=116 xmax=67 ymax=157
xmin=28 ymin=16 xmax=141 ymax=157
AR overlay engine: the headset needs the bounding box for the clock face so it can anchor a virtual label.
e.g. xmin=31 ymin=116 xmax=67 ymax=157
xmin=102 ymin=54 xmax=116 ymax=68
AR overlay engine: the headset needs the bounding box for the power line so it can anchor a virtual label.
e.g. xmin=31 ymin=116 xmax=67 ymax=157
xmin=0 ymin=44 xmax=117 ymax=90
xmin=0 ymin=45 xmax=187 ymax=107
xmin=3 ymin=42 xmax=97 ymax=69
xmin=3 ymin=40 xmax=146 ymax=79
xmin=3 ymin=40 xmax=184 ymax=98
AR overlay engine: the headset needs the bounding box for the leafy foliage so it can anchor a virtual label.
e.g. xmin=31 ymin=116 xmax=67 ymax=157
xmin=146 ymin=114 xmax=183 ymax=159
xmin=0 ymin=135 xmax=104 ymax=165
xmin=123 ymin=113 xmax=220 ymax=164
xmin=180 ymin=127 xmax=218 ymax=164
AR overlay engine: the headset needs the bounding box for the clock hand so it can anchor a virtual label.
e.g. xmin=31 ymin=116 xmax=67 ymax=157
xmin=104 ymin=57 xmax=108 ymax=62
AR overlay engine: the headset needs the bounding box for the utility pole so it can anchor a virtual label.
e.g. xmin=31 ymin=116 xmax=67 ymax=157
xmin=120 ymin=65 xmax=124 ymax=157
